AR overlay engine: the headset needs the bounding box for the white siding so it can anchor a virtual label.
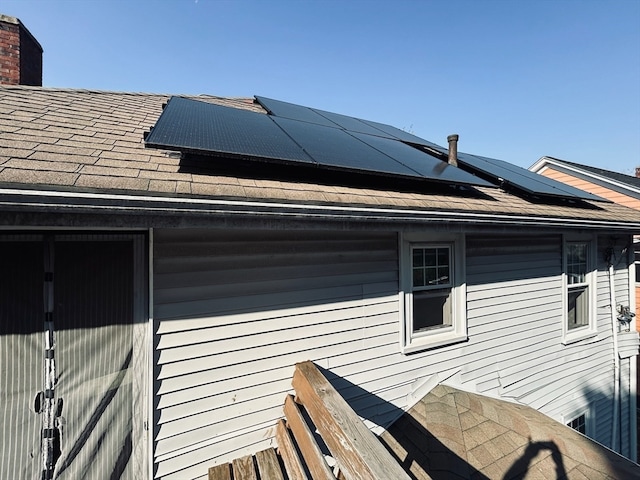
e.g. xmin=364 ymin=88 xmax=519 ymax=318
xmin=152 ymin=228 xmax=636 ymax=479
xmin=153 ymin=229 xmax=400 ymax=479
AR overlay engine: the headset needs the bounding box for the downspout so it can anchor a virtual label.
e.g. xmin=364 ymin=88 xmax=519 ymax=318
xmin=606 ymin=248 xmax=620 ymax=452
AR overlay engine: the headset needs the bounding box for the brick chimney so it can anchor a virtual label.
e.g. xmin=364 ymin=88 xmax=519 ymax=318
xmin=0 ymin=14 xmax=42 ymax=86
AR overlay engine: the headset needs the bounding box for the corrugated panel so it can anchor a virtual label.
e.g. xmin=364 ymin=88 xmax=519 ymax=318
xmin=152 ymin=229 xmax=399 ymax=479
xmin=0 ymin=234 xmax=147 ymax=480
xmin=0 ymin=239 xmax=43 ymax=480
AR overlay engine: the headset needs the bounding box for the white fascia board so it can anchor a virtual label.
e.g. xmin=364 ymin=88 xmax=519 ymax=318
xmin=1 ymin=187 xmax=639 ymax=230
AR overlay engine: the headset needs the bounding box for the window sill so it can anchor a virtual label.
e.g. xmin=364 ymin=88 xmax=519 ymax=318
xmin=402 ymin=333 xmax=468 ymax=355
xmin=562 ymin=328 xmax=597 ymax=345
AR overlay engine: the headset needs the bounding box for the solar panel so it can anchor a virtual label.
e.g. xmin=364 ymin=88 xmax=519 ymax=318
xmin=311 ymin=108 xmax=396 ymax=137
xmin=255 ymin=96 xmax=339 ymax=128
xmin=145 ymin=96 xmax=314 ymax=164
xmin=456 ymin=152 xmax=607 ymax=201
xmin=357 ymin=118 xmax=444 ymax=147
xmin=270 ymin=116 xmax=424 ymax=178
xmin=350 ymin=132 xmax=493 ymax=187
xmin=256 ymin=95 xmax=441 ymax=146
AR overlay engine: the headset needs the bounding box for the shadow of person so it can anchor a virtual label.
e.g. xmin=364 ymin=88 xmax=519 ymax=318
xmin=502 ymin=437 xmax=567 ymax=480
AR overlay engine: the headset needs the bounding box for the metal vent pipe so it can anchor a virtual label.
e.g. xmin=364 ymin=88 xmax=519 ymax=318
xmin=447 ymin=134 xmax=459 ymax=167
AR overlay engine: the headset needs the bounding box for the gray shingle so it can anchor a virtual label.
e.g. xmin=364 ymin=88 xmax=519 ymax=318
xmin=0 ymin=85 xmax=639 ymax=228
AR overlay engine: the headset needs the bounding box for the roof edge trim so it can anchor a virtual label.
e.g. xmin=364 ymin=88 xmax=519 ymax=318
xmin=1 ymin=188 xmax=638 ymax=231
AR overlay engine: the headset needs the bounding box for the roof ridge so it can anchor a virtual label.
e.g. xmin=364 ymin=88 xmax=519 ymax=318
xmin=0 ymin=85 xmax=253 ymax=102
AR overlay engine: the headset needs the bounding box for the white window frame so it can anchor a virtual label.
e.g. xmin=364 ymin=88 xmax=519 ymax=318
xmin=400 ymin=232 xmax=467 ymax=353
xmin=562 ymin=234 xmax=597 ymax=344
xmin=562 ymin=405 xmax=594 ymax=437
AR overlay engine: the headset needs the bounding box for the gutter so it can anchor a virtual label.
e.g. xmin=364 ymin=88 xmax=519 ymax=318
xmin=1 ymin=188 xmax=640 ymax=230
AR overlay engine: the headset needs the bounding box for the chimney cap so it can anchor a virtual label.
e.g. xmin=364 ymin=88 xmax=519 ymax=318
xmin=0 ymin=14 xmax=43 ymax=52
xmin=447 ymin=134 xmax=459 ymax=142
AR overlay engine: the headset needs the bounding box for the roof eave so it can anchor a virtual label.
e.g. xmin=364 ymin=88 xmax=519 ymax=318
xmin=531 ymin=156 xmax=640 ymax=198
xmin=1 ymin=187 xmax=638 ymax=231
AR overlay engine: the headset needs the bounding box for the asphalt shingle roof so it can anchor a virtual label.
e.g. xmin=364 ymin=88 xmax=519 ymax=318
xmin=2 ymin=85 xmax=640 ymax=227
xmin=544 ymin=157 xmax=640 ymax=190
xmin=380 ymin=385 xmax=640 ymax=480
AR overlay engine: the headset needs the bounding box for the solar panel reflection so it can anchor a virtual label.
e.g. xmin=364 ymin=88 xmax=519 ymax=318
xmin=146 ymin=97 xmax=314 ymax=163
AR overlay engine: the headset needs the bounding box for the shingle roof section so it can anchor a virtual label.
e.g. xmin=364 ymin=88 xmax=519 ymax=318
xmin=543 ymin=157 xmax=640 ymax=189
xmin=380 ymin=385 xmax=640 ymax=480
xmin=2 ymin=85 xmax=640 ymax=226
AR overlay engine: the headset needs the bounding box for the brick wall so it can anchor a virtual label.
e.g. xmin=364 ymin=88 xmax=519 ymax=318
xmin=0 ymin=15 xmax=42 ymax=86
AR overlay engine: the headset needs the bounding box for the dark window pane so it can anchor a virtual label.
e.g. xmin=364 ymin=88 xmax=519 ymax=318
xmin=437 ymin=266 xmax=450 ymax=285
xmin=568 ymin=286 xmax=588 ymax=329
xmin=567 ymin=414 xmax=586 ymax=434
xmin=413 ymin=267 xmax=424 ymax=287
xmin=412 ymin=249 xmax=423 ymax=268
xmin=413 ymin=290 xmax=451 ymax=332
xmin=424 ymin=249 xmax=436 ymax=267
xmin=437 ymin=248 xmax=449 ymax=266
xmin=426 ymin=267 xmax=437 ymax=285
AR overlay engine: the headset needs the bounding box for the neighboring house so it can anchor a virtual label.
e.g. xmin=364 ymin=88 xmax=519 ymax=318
xmin=531 ymin=156 xmax=640 ymax=325
xmin=2 ymin=15 xmax=640 ymax=480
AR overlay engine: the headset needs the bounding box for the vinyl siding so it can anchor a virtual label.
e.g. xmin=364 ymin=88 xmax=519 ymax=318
xmin=152 ymin=228 xmax=636 ymax=479
xmin=153 ymin=229 xmax=400 ymax=479
xmin=539 ymin=167 xmax=640 ymax=210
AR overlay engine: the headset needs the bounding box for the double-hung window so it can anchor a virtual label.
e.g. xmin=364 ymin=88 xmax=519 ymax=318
xmin=563 ymin=236 xmax=596 ymax=343
xmin=401 ymin=233 xmax=466 ymax=353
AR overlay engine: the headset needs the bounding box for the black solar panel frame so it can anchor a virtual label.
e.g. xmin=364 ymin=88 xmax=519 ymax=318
xmin=145 ymin=96 xmax=315 ymax=164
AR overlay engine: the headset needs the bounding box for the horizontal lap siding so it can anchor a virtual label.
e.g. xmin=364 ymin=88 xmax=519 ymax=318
xmin=465 ymin=234 xmax=563 ymax=398
xmin=152 ymin=229 xmax=635 ymax=478
xmin=153 ymin=229 xmax=400 ymax=480
xmin=466 ymin=233 xmax=622 ymax=450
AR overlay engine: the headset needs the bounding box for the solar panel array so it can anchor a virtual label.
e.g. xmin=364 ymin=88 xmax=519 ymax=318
xmin=423 ymin=142 xmax=605 ymax=201
xmin=146 ymin=96 xmax=492 ymax=187
xmin=456 ymin=152 xmax=606 ymax=201
xmin=145 ymin=95 xmax=608 ymax=202
xmin=255 ymin=96 xmax=607 ymax=202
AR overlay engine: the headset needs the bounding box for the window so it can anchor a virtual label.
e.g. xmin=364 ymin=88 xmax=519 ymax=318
xmin=401 ymin=233 xmax=466 ymax=353
xmin=563 ymin=236 xmax=596 ymax=343
xmin=562 ymin=407 xmax=593 ymax=436
xmin=566 ymin=414 xmax=586 ymax=434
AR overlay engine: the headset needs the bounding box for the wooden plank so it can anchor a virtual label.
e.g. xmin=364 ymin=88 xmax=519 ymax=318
xmin=292 ymin=361 xmax=410 ymax=480
xmin=283 ymin=394 xmax=334 ymax=480
xmin=255 ymin=448 xmax=286 ymax=480
xmin=232 ymin=455 xmax=257 ymax=480
xmin=208 ymin=463 xmax=231 ymax=480
xmin=276 ymin=418 xmax=308 ymax=480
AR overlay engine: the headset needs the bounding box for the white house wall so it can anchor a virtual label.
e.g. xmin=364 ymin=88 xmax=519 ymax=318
xmin=152 ymin=228 xmax=636 ymax=480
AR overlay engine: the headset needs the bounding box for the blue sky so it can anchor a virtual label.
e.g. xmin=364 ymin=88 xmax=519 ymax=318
xmin=4 ymin=0 xmax=639 ymax=173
